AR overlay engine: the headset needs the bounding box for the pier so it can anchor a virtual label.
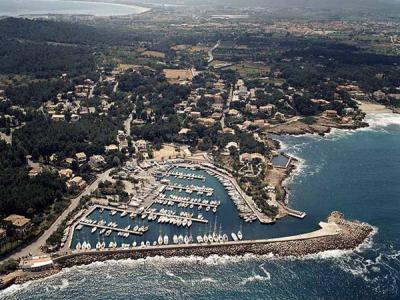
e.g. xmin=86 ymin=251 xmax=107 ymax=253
xmin=165 ymin=183 xmax=214 ymax=195
xmin=167 ymin=171 xmax=206 ymax=181
xmin=155 ymin=197 xmax=219 ymax=208
xmin=285 ymin=207 xmax=307 ymax=219
xmin=78 ymin=221 xmax=144 ymax=236
xmin=149 ymin=211 xmax=209 ymax=224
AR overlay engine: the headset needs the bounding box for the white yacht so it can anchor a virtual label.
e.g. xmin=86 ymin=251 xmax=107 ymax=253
xmin=184 ymin=235 xmax=190 ymax=244
xmin=196 ymin=236 xmax=203 ymax=243
xmin=158 ymin=235 xmax=163 ymax=245
xmin=164 ymin=235 xmax=169 ymax=245
xmin=75 ymin=242 xmax=82 ymax=250
xmin=203 ymin=234 xmax=208 ymax=243
xmin=91 ymin=227 xmax=97 ymax=233
xmin=178 ymin=235 xmax=184 ymax=244
xmin=237 ymin=231 xmax=243 ymax=240
xmin=231 ymin=233 xmax=238 ymax=241
xmin=173 ymin=235 xmax=178 ymax=244
xmin=223 ymin=234 xmax=228 ymax=242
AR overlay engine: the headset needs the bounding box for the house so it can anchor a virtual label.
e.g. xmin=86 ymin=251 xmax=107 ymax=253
xmin=211 ymin=112 xmax=223 ymax=120
xmin=67 ymin=176 xmax=87 ymax=190
xmin=58 ymin=168 xmax=74 ymax=178
xmin=259 ymin=104 xmax=276 ymax=116
xmin=105 ymin=144 xmax=119 ymax=153
xmin=75 ymin=152 xmax=87 ymax=163
xmin=222 ymin=127 xmax=235 ymax=135
xmin=227 ymin=109 xmax=240 ymax=117
xmin=190 ymin=111 xmax=201 ymax=119
xmin=324 ymin=110 xmax=338 ymax=118
xmin=245 ymin=104 xmax=258 ymax=115
xmin=4 ymin=214 xmax=31 ymax=233
xmin=274 ymin=112 xmax=286 ymax=122
xmin=135 ymin=140 xmax=147 ymax=152
xmin=89 ymin=155 xmax=106 ymax=169
xmin=51 ymin=114 xmax=65 ymax=122
xmin=197 ymin=117 xmax=216 ymax=127
xmin=225 ymin=141 xmax=239 ymax=151
xmin=178 ymin=128 xmax=190 ymax=135
xmin=28 ymin=166 xmax=42 ymax=177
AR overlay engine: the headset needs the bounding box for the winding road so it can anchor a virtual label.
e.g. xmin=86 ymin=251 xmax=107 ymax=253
xmin=9 ymin=168 xmax=114 ymax=259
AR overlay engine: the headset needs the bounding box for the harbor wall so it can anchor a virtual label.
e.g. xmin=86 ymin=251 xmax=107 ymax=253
xmin=54 ymin=212 xmax=373 ymax=268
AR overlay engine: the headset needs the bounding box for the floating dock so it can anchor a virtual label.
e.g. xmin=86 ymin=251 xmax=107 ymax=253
xmin=78 ymin=222 xmax=144 ymax=236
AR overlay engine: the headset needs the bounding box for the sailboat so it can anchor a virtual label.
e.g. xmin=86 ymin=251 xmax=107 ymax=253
xmin=76 ymin=241 xmax=82 ymax=251
xmin=173 ymin=235 xmax=178 ymax=244
xmin=237 ymin=223 xmax=243 ymax=240
xmin=163 ymin=235 xmax=169 ymax=245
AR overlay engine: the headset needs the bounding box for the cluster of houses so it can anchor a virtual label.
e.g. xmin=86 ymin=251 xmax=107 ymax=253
xmin=44 ymin=75 xmax=119 ymax=123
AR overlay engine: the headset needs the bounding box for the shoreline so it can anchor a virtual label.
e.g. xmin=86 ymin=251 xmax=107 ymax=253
xmin=5 ymin=212 xmax=374 ymax=288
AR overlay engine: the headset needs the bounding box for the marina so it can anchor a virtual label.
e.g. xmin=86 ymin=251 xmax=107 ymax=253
xmin=69 ymin=162 xmax=305 ymax=252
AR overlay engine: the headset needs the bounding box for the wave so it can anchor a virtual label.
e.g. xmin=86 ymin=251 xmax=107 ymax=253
xmin=240 ymin=274 xmax=271 ymax=285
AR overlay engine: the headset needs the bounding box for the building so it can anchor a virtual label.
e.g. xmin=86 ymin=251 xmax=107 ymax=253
xmin=105 ymin=144 xmax=119 ymax=153
xmin=75 ymin=152 xmax=87 ymax=163
xmin=89 ymin=155 xmax=106 ymax=169
xmin=197 ymin=117 xmax=216 ymax=127
xmin=225 ymin=141 xmax=239 ymax=151
xmin=51 ymin=114 xmax=65 ymax=122
xmin=324 ymin=110 xmax=338 ymax=118
xmin=20 ymin=256 xmax=54 ymax=272
xmin=3 ymin=215 xmax=31 ymax=234
xmin=67 ymin=176 xmax=87 ymax=190
xmin=178 ymin=128 xmax=190 ymax=135
xmin=58 ymin=168 xmax=74 ymax=178
xmin=135 ymin=140 xmax=147 ymax=152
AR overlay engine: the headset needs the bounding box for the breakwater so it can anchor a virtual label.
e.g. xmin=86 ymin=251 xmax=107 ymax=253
xmin=54 ymin=212 xmax=373 ymax=268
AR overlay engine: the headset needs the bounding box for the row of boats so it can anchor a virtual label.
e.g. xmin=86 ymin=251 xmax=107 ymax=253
xmin=214 ymin=173 xmax=258 ymax=223
xmin=156 ymin=194 xmax=220 ymax=212
xmin=165 ymin=183 xmax=214 ymax=196
xmin=75 ymin=230 xmax=244 ymax=252
xmin=76 ymin=218 xmax=149 ymax=235
xmin=168 ymin=171 xmax=206 ymax=181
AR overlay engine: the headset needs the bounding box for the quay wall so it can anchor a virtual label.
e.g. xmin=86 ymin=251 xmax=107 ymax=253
xmin=54 ymin=212 xmax=373 ymax=268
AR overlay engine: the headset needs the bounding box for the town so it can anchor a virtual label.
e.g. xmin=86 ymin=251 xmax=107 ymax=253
xmin=0 ymin=4 xmax=398 ymax=286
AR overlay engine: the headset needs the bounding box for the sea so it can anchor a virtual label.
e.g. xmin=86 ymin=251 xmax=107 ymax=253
xmin=1 ymin=111 xmax=400 ymax=299
xmin=0 ymin=0 xmax=148 ymax=17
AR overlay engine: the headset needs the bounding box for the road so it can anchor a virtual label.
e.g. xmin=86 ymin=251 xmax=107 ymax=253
xmin=208 ymin=40 xmax=221 ymax=64
xmin=9 ymin=168 xmax=114 ymax=260
xmin=220 ymin=86 xmax=234 ymax=129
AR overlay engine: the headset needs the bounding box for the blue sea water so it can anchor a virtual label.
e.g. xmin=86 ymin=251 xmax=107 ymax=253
xmin=0 ymin=0 xmax=148 ymax=17
xmin=1 ymin=112 xmax=400 ymax=299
